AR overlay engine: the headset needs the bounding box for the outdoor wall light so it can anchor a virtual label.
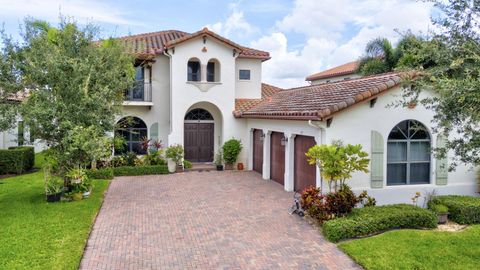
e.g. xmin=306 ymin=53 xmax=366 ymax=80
xmin=281 ymin=136 xmax=288 ymax=146
xmin=259 ymin=132 xmax=265 ymax=141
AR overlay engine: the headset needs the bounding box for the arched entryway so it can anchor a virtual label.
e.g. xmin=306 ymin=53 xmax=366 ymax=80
xmin=184 ymin=108 xmax=215 ymax=162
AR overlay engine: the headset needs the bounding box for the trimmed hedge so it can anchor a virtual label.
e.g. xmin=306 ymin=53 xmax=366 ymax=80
xmin=0 ymin=146 xmax=35 ymax=174
xmin=113 ymin=165 xmax=169 ymax=176
xmin=428 ymin=195 xmax=480 ymax=224
xmin=86 ymin=168 xmax=114 ymax=180
xmin=322 ymin=204 xmax=437 ymax=242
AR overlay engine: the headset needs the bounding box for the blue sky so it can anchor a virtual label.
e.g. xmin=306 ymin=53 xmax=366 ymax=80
xmin=0 ymin=0 xmax=435 ymax=87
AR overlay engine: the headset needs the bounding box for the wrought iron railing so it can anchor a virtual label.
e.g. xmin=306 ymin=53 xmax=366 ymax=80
xmin=124 ymin=81 xmax=152 ymax=102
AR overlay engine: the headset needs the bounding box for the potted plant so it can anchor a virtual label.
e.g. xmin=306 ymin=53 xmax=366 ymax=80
xmin=166 ymin=144 xmax=184 ymax=173
xmin=214 ymin=149 xmax=224 ymax=171
xmin=432 ymin=204 xmax=449 ymax=224
xmin=45 ymin=176 xmax=63 ymax=202
xmin=65 ymin=168 xmax=91 ymax=201
xmin=222 ymin=139 xmax=242 ymax=170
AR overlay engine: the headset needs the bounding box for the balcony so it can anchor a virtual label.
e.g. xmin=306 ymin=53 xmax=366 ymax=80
xmin=123 ymin=81 xmax=153 ymax=107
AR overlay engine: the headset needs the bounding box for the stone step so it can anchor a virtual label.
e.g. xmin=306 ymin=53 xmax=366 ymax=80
xmin=186 ymin=163 xmax=217 ymax=172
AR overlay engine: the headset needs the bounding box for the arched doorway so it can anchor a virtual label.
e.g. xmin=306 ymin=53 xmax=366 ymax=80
xmin=184 ymin=108 xmax=214 ymax=162
xmin=115 ymin=116 xmax=148 ymax=155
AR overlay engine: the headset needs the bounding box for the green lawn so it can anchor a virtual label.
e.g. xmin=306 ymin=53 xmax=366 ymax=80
xmin=0 ymin=155 xmax=110 ymax=270
xmin=339 ymin=226 xmax=480 ymax=270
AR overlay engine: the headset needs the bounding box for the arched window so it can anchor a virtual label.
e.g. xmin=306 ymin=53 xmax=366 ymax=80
xmin=115 ymin=117 xmax=147 ymax=155
xmin=185 ymin=108 xmax=213 ymax=121
xmin=207 ymin=58 xmax=220 ymax=82
xmin=387 ymin=120 xmax=431 ymax=185
xmin=187 ymin=58 xmax=201 ymax=82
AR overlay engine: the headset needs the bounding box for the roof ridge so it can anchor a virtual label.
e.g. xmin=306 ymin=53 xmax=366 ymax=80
xmin=117 ymin=29 xmax=190 ymax=39
xmin=286 ymin=71 xmax=406 ymax=92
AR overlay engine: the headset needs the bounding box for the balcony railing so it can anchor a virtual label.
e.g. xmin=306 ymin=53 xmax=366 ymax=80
xmin=124 ymin=81 xmax=152 ymax=102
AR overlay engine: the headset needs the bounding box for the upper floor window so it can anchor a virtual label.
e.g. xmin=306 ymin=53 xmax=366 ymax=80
xmin=387 ymin=120 xmax=431 ymax=185
xmin=207 ymin=59 xmax=220 ymax=82
xmin=188 ymin=59 xmax=201 ymax=82
xmin=239 ymin=69 xmax=251 ymax=80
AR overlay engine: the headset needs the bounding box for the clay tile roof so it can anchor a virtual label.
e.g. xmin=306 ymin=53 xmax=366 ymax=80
xmin=117 ymin=28 xmax=270 ymax=60
xmin=236 ymin=72 xmax=418 ymax=121
xmin=306 ymin=60 xmax=360 ymax=81
xmin=234 ymin=83 xmax=282 ymax=115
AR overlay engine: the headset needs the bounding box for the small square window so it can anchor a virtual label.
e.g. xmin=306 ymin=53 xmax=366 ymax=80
xmin=239 ymin=69 xmax=251 ymax=80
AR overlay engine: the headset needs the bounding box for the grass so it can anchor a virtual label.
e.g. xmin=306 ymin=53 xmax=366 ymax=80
xmin=0 ymin=153 xmax=110 ymax=270
xmin=339 ymin=225 xmax=480 ymax=270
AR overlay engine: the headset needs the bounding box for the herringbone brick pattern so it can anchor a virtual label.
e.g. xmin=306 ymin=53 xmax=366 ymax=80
xmin=80 ymin=171 xmax=360 ymax=270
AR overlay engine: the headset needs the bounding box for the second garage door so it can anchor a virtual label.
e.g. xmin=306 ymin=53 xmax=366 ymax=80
xmin=294 ymin=135 xmax=317 ymax=192
xmin=270 ymin=132 xmax=285 ymax=186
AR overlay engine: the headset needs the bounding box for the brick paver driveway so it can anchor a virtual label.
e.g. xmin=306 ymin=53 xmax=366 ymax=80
xmin=80 ymin=171 xmax=360 ymax=270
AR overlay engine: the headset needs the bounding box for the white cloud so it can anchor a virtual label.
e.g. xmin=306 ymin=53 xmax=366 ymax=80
xmin=0 ymin=0 xmax=142 ymax=26
xmin=254 ymin=0 xmax=434 ymax=88
xmin=207 ymin=2 xmax=258 ymax=39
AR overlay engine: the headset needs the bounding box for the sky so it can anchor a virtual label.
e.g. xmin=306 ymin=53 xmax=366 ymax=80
xmin=0 ymin=0 xmax=436 ymax=88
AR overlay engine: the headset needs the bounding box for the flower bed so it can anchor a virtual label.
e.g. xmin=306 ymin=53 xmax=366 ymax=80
xmin=428 ymin=195 xmax=480 ymax=224
xmin=322 ymin=204 xmax=437 ymax=242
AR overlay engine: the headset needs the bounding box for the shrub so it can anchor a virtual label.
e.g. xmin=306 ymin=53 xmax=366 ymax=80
xmin=431 ymin=204 xmax=449 ymax=214
xmin=183 ymin=160 xmax=192 ymax=169
xmin=357 ymin=190 xmax=377 ymax=207
xmin=124 ymin=152 xmax=138 ymax=166
xmin=222 ymin=139 xmax=242 ymax=164
xmin=144 ymin=152 xmax=166 ymax=166
xmin=325 ymin=184 xmax=358 ymax=217
xmin=428 ymin=195 xmax=480 ymax=224
xmin=111 ymin=156 xmax=126 ymax=167
xmin=0 ymin=146 xmax=35 ymax=174
xmin=113 ymin=165 xmax=169 ymax=176
xmin=300 ymin=186 xmax=331 ymax=223
xmin=86 ymin=168 xmax=114 ymax=180
xmin=322 ymin=204 xmax=437 ymax=242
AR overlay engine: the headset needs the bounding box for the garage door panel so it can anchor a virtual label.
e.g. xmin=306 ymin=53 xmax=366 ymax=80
xmin=270 ymin=132 xmax=285 ymax=186
xmin=294 ymin=136 xmax=316 ymax=192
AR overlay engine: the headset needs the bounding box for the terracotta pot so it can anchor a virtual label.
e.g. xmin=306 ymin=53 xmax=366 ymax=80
xmin=225 ymin=163 xmax=234 ymax=170
xmin=237 ymin=163 xmax=244 ymax=170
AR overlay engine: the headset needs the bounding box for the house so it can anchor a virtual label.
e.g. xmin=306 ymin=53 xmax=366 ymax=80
xmin=2 ymin=29 xmax=477 ymax=204
xmin=306 ymin=60 xmax=361 ymax=84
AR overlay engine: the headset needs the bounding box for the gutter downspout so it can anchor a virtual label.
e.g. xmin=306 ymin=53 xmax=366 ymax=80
xmin=163 ymin=49 xmax=173 ymax=145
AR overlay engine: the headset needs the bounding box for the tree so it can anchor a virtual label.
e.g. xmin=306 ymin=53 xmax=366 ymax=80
xmin=305 ymin=140 xmax=370 ymax=192
xmin=358 ymin=34 xmax=428 ymax=75
xmin=0 ymin=31 xmax=21 ymax=131
xmin=399 ymin=0 xmax=480 ymax=168
xmin=3 ymin=18 xmax=135 ymax=175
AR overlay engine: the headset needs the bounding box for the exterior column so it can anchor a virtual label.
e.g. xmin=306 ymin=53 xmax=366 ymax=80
xmin=247 ymin=129 xmax=254 ymax=170
xmin=314 ymin=134 xmax=323 ymax=190
xmin=262 ymin=130 xmax=271 ymax=180
xmin=284 ymin=133 xmax=296 ymax=192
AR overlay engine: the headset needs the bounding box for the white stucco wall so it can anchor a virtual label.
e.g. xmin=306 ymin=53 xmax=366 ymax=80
xmin=324 ymin=86 xmax=477 ymax=204
xmin=166 ymin=37 xmax=249 ymax=161
xmin=120 ymin=55 xmax=171 ymax=145
xmin=310 ymin=73 xmax=362 ymax=85
xmin=235 ymin=58 xmax=262 ymax=99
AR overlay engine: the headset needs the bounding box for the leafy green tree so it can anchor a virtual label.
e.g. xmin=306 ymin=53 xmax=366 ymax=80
xmin=306 ymin=140 xmax=370 ymax=192
xmin=2 ymin=18 xmax=135 ymax=175
xmin=399 ymin=0 xmax=480 ymax=168
xmin=0 ymin=31 xmax=21 ymax=131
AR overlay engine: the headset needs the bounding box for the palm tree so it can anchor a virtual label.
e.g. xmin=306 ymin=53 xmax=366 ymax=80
xmin=358 ymin=35 xmax=424 ymax=75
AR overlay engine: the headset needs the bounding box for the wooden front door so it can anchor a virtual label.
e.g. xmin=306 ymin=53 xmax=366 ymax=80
xmin=253 ymin=129 xmax=264 ymax=174
xmin=184 ymin=123 xmax=214 ymax=162
xmin=294 ymin=135 xmax=317 ymax=192
xmin=270 ymin=132 xmax=285 ymax=186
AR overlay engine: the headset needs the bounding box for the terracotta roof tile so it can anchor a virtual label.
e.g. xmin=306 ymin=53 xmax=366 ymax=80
xmin=306 ymin=60 xmax=360 ymax=81
xmin=234 ymin=83 xmax=282 ymax=114
xmin=117 ymin=28 xmax=270 ymax=60
xmin=236 ymin=72 xmax=417 ymax=121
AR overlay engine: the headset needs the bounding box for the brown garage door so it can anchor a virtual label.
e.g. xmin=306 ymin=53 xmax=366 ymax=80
xmin=253 ymin=129 xmax=263 ymax=174
xmin=294 ymin=135 xmax=317 ymax=192
xmin=270 ymin=132 xmax=285 ymax=186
